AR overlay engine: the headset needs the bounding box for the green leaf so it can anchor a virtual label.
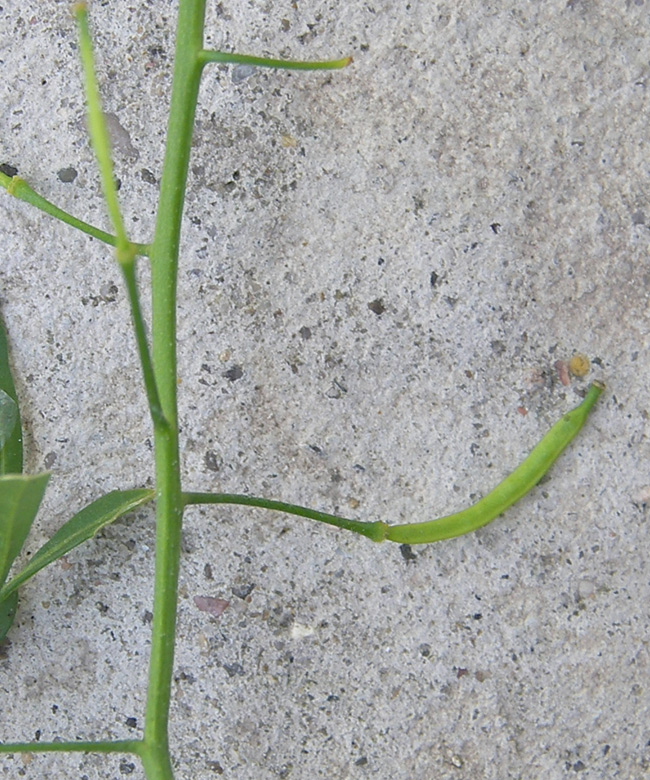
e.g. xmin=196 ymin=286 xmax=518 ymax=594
xmin=0 ymin=315 xmax=23 ymax=474
xmin=0 ymin=389 xmax=18 ymax=450
xmin=0 ymin=488 xmax=154 ymax=602
xmin=0 ymin=590 xmax=18 ymax=641
xmin=0 ymin=473 xmax=50 ymax=588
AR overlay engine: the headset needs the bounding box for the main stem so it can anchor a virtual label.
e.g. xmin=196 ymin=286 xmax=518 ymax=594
xmin=143 ymin=0 xmax=206 ymax=776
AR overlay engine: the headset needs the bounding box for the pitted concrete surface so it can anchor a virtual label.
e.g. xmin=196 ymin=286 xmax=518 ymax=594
xmin=0 ymin=1 xmax=648 ymax=778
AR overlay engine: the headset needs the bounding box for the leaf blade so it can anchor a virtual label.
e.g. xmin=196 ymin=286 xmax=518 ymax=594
xmin=0 ymin=315 xmax=23 ymax=474
xmin=0 ymin=488 xmax=154 ymax=601
xmin=0 ymin=473 xmax=50 ymax=588
xmin=0 ymin=589 xmax=18 ymax=641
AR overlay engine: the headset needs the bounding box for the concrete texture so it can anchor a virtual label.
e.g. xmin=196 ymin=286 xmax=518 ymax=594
xmin=1 ymin=0 xmax=648 ymax=778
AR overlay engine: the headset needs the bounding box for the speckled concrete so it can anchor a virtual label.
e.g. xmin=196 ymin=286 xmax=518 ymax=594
xmin=1 ymin=1 xmax=648 ymax=778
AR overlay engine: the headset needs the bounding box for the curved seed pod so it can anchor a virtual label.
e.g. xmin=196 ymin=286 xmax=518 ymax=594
xmin=185 ymin=382 xmax=604 ymax=545
xmin=385 ymin=381 xmax=605 ymax=544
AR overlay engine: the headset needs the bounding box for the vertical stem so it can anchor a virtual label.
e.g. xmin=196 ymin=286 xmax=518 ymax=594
xmin=143 ymin=0 xmax=206 ymax=772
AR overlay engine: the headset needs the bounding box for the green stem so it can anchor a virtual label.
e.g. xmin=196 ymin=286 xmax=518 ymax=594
xmin=0 ymin=740 xmax=142 ymax=754
xmin=0 ymin=174 xmax=150 ymax=256
xmin=143 ymin=0 xmax=206 ymax=774
xmin=198 ymin=50 xmax=352 ymax=71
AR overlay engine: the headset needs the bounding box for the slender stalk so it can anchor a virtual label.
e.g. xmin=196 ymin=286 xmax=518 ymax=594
xmin=198 ymin=50 xmax=352 ymax=71
xmin=0 ymin=740 xmax=142 ymax=754
xmin=183 ymin=491 xmax=387 ymax=541
xmin=143 ymin=1 xmax=206 ymax=774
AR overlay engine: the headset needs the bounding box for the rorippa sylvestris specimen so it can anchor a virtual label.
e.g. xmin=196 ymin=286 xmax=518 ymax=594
xmin=0 ymin=3 xmax=604 ymax=778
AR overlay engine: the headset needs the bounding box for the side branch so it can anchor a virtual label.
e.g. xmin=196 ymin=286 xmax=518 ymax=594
xmin=184 ymin=383 xmax=605 ymax=546
xmin=0 ymin=173 xmax=149 ymax=256
xmin=0 ymin=739 xmax=143 ymax=755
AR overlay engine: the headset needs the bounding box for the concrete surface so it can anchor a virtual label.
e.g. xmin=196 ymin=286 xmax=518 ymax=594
xmin=1 ymin=0 xmax=648 ymax=778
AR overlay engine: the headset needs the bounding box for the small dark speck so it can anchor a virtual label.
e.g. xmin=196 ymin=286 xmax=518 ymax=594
xmin=473 ymin=613 xmax=483 ymax=620
xmin=430 ymin=270 xmax=440 ymax=288
xmin=231 ymin=583 xmax=255 ymax=599
xmin=354 ymin=756 xmax=368 ymax=766
xmin=490 ymin=222 xmax=501 ymax=233
xmin=573 ymin=760 xmax=586 ymax=772
xmin=125 ymin=717 xmax=137 ymax=729
xmin=43 ymin=451 xmax=57 ymax=468
xmin=223 ymin=662 xmax=245 ymax=677
xmin=224 ymin=365 xmax=243 ymax=382
xmin=299 ymin=326 xmax=312 ymax=340
xmin=232 ymin=64 xmax=256 ymax=83
xmin=96 ymin=601 xmax=109 ymax=614
xmin=57 ymin=167 xmax=77 ymax=183
xmin=491 ymin=339 xmax=506 ymax=355
xmin=143 ymin=610 xmax=153 ymax=624
xmin=119 ymin=761 xmax=136 ymax=775
xmin=140 ymin=168 xmax=157 ymax=185
xmin=207 ymin=760 xmax=224 ymax=774
xmin=399 ymin=544 xmax=417 ymax=562
xmin=204 ymin=562 xmax=213 ymax=580
xmin=0 ymin=163 xmax=18 ymax=178
xmin=368 ymin=298 xmax=386 ymax=315
xmin=419 ymin=643 xmax=431 ymax=657
xmin=204 ymin=450 xmax=222 ymax=472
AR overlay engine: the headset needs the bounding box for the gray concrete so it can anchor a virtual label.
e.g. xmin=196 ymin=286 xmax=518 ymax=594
xmin=1 ymin=0 xmax=648 ymax=778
